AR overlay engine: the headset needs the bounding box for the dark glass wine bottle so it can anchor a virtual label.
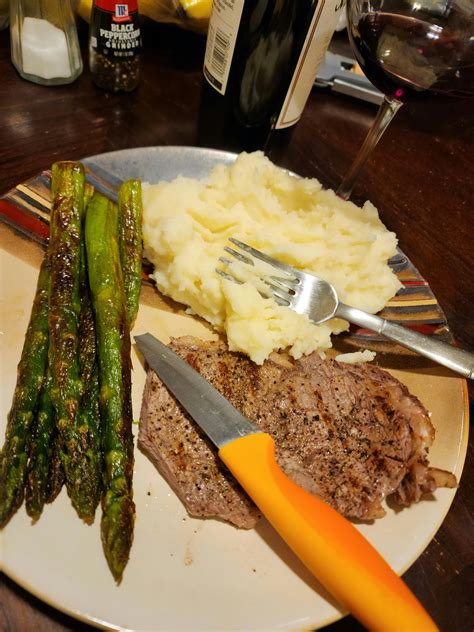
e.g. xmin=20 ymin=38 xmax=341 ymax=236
xmin=197 ymin=0 xmax=344 ymax=153
xmin=89 ymin=0 xmax=141 ymax=92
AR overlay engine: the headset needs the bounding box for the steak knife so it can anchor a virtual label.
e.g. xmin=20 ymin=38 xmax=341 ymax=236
xmin=135 ymin=332 xmax=437 ymax=632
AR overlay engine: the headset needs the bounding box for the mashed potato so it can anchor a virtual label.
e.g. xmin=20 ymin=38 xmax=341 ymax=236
xmin=335 ymin=350 xmax=377 ymax=364
xmin=142 ymin=152 xmax=401 ymax=364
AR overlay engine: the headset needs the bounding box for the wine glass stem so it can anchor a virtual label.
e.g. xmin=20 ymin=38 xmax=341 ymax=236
xmin=336 ymin=97 xmax=403 ymax=201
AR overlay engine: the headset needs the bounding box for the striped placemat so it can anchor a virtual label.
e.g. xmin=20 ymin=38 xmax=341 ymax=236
xmin=0 ymin=170 xmax=452 ymax=348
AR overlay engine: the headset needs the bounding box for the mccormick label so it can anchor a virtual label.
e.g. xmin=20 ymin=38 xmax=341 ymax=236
xmin=95 ymin=0 xmax=137 ymax=17
xmin=90 ymin=1 xmax=141 ymax=59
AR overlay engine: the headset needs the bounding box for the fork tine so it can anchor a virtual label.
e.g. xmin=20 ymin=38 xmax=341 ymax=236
xmin=216 ymin=267 xmax=243 ymax=284
xmin=229 ymin=238 xmax=298 ymax=277
xmin=268 ymin=275 xmax=299 ymax=291
xmin=218 ymin=256 xmax=233 ymax=266
xmin=223 ymin=246 xmax=254 ymax=266
xmin=262 ymin=281 xmax=292 ymax=305
xmin=224 ymin=244 xmax=299 ymax=291
xmin=217 ymin=260 xmax=291 ymax=306
xmin=224 ymin=246 xmax=300 ymax=290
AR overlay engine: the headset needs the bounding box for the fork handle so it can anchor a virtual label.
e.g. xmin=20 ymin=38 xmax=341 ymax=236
xmin=336 ymin=303 xmax=474 ymax=379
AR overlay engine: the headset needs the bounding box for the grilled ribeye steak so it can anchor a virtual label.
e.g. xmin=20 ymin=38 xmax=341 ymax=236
xmin=138 ymin=337 xmax=456 ymax=526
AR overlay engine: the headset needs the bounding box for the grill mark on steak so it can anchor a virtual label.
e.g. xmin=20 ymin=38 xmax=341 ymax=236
xmin=138 ymin=336 xmax=457 ymax=527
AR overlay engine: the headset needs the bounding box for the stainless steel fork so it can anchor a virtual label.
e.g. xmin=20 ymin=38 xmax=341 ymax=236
xmin=218 ymin=238 xmax=474 ymax=379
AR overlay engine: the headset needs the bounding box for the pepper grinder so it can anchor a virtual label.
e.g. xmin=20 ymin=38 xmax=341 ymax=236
xmin=9 ymin=0 xmax=83 ymax=85
xmin=89 ymin=0 xmax=141 ymax=92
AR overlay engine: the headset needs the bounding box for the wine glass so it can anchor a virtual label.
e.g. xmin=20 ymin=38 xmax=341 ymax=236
xmin=337 ymin=0 xmax=474 ymax=201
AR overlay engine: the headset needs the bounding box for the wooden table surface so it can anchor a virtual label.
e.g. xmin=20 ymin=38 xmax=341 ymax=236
xmin=0 ymin=19 xmax=473 ymax=632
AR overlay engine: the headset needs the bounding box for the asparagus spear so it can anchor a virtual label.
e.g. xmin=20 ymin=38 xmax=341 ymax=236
xmin=25 ymin=366 xmax=55 ymax=521
xmin=26 ymin=182 xmax=96 ymax=520
xmin=0 ymin=255 xmax=50 ymax=527
xmin=74 ymin=240 xmax=103 ymax=515
xmin=73 ymin=178 xmax=104 ymax=515
xmin=29 ymin=300 xmax=97 ymax=521
xmin=118 ymin=179 xmax=143 ymax=327
xmin=85 ymin=191 xmax=135 ymax=583
xmin=44 ymin=430 xmax=65 ymax=504
xmin=49 ymin=161 xmax=103 ymax=522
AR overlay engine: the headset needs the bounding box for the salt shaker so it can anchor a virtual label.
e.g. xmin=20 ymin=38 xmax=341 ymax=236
xmin=9 ymin=0 xmax=83 ymax=85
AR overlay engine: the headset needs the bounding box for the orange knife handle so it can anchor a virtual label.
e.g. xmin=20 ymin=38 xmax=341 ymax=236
xmin=219 ymin=433 xmax=438 ymax=632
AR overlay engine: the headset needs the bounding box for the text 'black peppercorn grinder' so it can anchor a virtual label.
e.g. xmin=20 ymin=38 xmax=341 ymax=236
xmin=89 ymin=0 xmax=142 ymax=92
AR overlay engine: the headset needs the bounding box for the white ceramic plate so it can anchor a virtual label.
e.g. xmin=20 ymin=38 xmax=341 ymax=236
xmin=0 ymin=147 xmax=469 ymax=631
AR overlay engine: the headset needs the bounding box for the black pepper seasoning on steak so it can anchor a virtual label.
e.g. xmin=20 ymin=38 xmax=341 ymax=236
xmin=138 ymin=337 xmax=456 ymax=526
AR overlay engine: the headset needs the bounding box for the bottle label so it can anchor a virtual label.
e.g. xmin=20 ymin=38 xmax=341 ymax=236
xmin=275 ymin=0 xmax=345 ymax=129
xmin=90 ymin=1 xmax=141 ymax=59
xmin=203 ymin=0 xmax=245 ymax=95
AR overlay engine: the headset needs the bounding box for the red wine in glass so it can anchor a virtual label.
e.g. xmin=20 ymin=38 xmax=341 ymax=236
xmin=351 ymin=13 xmax=474 ymax=100
xmin=337 ymin=0 xmax=474 ymax=200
